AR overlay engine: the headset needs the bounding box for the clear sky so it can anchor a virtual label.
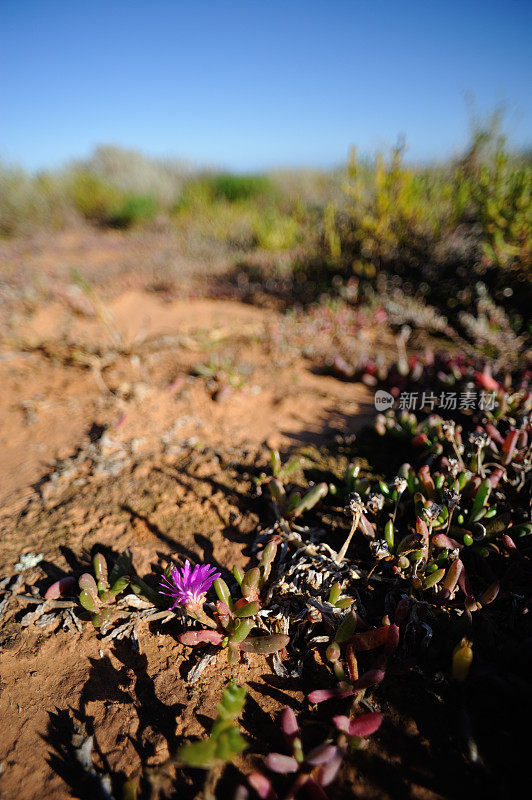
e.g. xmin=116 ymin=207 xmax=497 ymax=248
xmin=2 ymin=0 xmax=531 ymax=172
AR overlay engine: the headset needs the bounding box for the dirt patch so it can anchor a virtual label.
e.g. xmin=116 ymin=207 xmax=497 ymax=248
xmin=0 ymin=290 xmax=373 ymax=513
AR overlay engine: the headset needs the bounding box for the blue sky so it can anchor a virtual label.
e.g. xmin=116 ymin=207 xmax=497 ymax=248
xmin=2 ymin=0 xmax=531 ymax=172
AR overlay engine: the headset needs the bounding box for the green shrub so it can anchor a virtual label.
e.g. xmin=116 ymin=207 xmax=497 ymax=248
xmin=253 ymin=210 xmax=300 ymax=250
xmin=456 ymin=133 xmax=532 ymax=272
xmin=294 ymin=126 xmax=531 ymax=324
xmin=207 ymin=173 xmax=273 ymax=203
xmin=66 ymin=170 xmax=158 ymax=228
xmin=107 ymin=194 xmax=158 ymax=228
xmin=66 ymin=170 xmax=124 ymax=226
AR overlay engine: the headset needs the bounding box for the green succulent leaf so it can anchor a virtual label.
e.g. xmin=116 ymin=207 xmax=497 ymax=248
xmin=233 ymin=600 xmax=259 ymax=618
xmin=79 ymin=589 xmax=99 ymax=612
xmin=239 ymin=634 xmax=289 ymax=654
xmin=130 ymin=578 xmax=164 ymax=606
xmin=177 ymin=681 xmax=247 ymax=767
xmin=108 ymin=575 xmax=130 ymax=599
xmin=92 ymin=553 xmax=108 ymax=588
xmin=109 ymin=548 xmax=133 ymax=585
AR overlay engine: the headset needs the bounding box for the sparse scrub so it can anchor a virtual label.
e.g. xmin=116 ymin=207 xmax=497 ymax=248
xmin=66 ymin=169 xmax=160 ymax=228
xmin=297 ymin=123 xmax=531 ymax=325
xmin=206 ymin=173 xmax=274 ymax=203
xmin=77 ymin=145 xmax=188 ymax=207
xmin=2 ymin=128 xmax=529 ymax=326
xmin=66 ymin=169 xmax=126 ymax=226
xmin=0 ymin=163 xmax=68 ymax=236
xmin=107 ymin=193 xmax=158 ymax=228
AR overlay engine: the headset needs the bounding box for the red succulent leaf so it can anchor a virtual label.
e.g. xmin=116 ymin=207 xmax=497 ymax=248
xmin=384 ymin=623 xmax=400 ymax=656
xmin=336 ymin=711 xmax=383 ymax=738
xmin=488 ymin=467 xmax=504 ymax=488
xmin=315 ymin=747 xmax=345 ymax=787
xmin=474 ymin=369 xmax=499 ymax=391
xmin=486 ymin=423 xmax=504 ymax=445
xmin=266 ymin=753 xmax=299 ymax=774
xmin=346 ymin=669 xmax=386 ymax=694
xmin=305 ymin=743 xmax=338 ymax=766
xmin=502 ymin=430 xmax=519 ymax=465
xmin=418 ymin=468 xmax=435 ymax=498
xmin=432 ymin=533 xmax=463 ymax=549
xmin=358 ymin=513 xmax=376 ymax=539
xmin=394 ymin=597 xmax=410 ymax=624
xmin=441 ymin=559 xmax=463 ymax=596
xmin=309 ymin=669 xmax=385 ymax=704
xmin=308 ymin=688 xmax=339 ymax=704
xmin=178 ymin=630 xmax=224 ymax=646
xmin=44 ymin=576 xmax=75 ymax=599
xmin=502 ymin=534 xmax=518 ymax=552
xmin=281 ymin=707 xmax=300 ymax=741
xmin=416 ymin=516 xmax=430 ymax=557
xmin=345 ymin=643 xmax=359 ymax=682
xmin=248 ymin=771 xmax=277 ymax=800
xmin=352 ymin=626 xmax=390 ymax=651
xmin=480 ymin=580 xmax=500 ymax=605
xmin=458 ymin=564 xmax=473 ymax=598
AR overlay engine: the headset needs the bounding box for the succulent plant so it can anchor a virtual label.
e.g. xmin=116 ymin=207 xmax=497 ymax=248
xmin=178 ymin=681 xmax=247 ymax=768
xmin=77 ymin=549 xmax=132 ymax=627
xmin=332 ymin=711 xmax=383 ymax=757
xmin=310 ymin=610 xmax=398 ymax=704
xmin=248 ymin=707 xmax=345 ymax=800
xmin=255 ymin=450 xmax=328 ymax=520
xmin=174 ymin=550 xmax=289 ymax=663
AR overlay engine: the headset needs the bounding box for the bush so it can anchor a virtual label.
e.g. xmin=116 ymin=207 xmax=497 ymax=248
xmin=456 ymin=132 xmax=532 ymax=272
xmin=79 ymin=145 xmax=187 ymax=207
xmin=295 ymin=128 xmax=531 ymax=325
xmin=253 ymin=211 xmax=300 ymax=250
xmin=66 ymin=170 xmax=124 ymax=226
xmin=107 ymin=194 xmax=158 ymax=229
xmin=0 ymin=164 xmax=67 ymax=236
xmin=207 ymin=173 xmax=273 ymax=203
xmin=66 ymin=170 xmax=158 ymax=229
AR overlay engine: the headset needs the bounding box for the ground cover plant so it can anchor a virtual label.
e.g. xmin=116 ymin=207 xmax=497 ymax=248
xmin=4 ymin=334 xmax=529 ymax=799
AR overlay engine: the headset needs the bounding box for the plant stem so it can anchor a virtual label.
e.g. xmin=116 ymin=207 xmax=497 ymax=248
xmin=336 ymin=510 xmax=361 ymax=564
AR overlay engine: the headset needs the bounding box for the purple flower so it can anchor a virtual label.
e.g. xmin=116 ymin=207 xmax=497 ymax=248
xmin=160 ymin=560 xmax=221 ymax=609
